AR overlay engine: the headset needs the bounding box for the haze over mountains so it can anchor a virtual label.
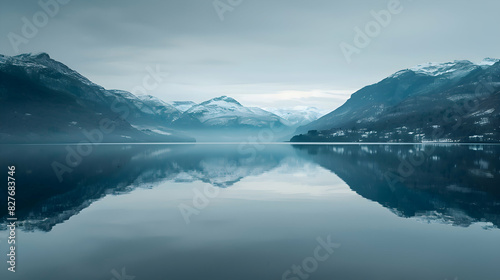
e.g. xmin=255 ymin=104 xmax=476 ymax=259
xmin=1 ymin=52 xmax=499 ymax=143
xmin=0 ymin=53 xmax=323 ymax=143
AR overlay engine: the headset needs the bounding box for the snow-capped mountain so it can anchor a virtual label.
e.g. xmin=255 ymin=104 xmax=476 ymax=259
xmin=391 ymin=58 xmax=500 ymax=78
xmin=293 ymin=58 xmax=500 ymax=142
xmin=478 ymin=57 xmax=500 ymax=66
xmin=137 ymin=95 xmax=181 ymax=119
xmin=0 ymin=53 xmax=193 ymax=143
xmin=0 ymin=52 xmax=99 ymax=88
xmin=0 ymin=52 xmax=303 ymax=142
xmin=263 ymin=106 xmax=328 ymax=127
xmin=172 ymin=96 xmax=288 ymax=129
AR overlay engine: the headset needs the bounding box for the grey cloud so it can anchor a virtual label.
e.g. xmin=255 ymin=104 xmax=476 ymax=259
xmin=1 ymin=0 xmax=499 ymax=110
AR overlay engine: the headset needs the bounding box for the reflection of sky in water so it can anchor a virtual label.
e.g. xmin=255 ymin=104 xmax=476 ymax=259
xmin=0 ymin=144 xmax=499 ymax=280
xmin=228 ymin=160 xmax=354 ymax=198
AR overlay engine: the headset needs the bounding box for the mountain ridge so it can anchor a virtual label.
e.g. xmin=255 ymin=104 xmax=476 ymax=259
xmin=0 ymin=52 xmax=193 ymax=143
xmin=292 ymin=58 xmax=500 ymax=143
xmin=0 ymin=52 xmax=323 ymax=143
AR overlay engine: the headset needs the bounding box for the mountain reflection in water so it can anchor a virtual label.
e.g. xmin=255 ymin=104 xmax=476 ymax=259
xmin=0 ymin=143 xmax=499 ymax=231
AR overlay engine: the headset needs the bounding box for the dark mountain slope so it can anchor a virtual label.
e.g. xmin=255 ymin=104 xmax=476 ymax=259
xmin=0 ymin=53 xmax=193 ymax=143
xmin=293 ymin=60 xmax=500 ymax=142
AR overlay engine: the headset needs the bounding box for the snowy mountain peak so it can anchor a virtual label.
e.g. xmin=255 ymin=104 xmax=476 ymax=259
xmin=175 ymin=96 xmax=288 ymax=129
xmin=138 ymin=94 xmax=167 ymax=105
xmin=7 ymin=52 xmax=52 ymax=62
xmin=188 ymin=96 xmax=246 ymax=116
xmin=1 ymin=52 xmax=99 ymax=88
xmin=194 ymin=96 xmax=244 ymax=112
xmin=21 ymin=52 xmax=51 ymax=60
xmin=136 ymin=94 xmax=180 ymax=116
xmin=408 ymin=60 xmax=476 ymax=76
xmin=478 ymin=57 xmax=500 ymax=66
xmin=11 ymin=52 xmax=61 ymax=67
xmin=205 ymin=96 xmax=241 ymax=105
xmin=390 ymin=58 xmax=499 ymax=79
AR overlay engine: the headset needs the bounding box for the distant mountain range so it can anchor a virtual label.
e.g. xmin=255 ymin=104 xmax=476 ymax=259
xmin=292 ymin=59 xmax=500 ymax=143
xmin=0 ymin=53 xmax=193 ymax=143
xmin=0 ymin=53 xmax=324 ymax=143
xmin=2 ymin=53 xmax=498 ymax=143
xmin=263 ymin=106 xmax=328 ymax=127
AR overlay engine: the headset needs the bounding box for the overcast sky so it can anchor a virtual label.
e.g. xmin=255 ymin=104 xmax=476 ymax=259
xmin=1 ymin=0 xmax=499 ymax=111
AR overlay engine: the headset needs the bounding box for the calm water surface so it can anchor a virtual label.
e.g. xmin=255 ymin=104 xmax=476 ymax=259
xmin=0 ymin=144 xmax=499 ymax=280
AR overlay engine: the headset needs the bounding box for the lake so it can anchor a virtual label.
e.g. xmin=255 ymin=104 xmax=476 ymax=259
xmin=0 ymin=143 xmax=499 ymax=280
